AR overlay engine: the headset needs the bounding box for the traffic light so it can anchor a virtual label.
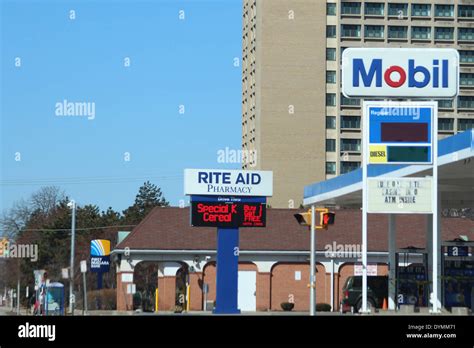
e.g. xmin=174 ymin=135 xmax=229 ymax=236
xmin=294 ymin=210 xmax=312 ymax=226
xmin=320 ymin=211 xmax=335 ymax=229
xmin=294 ymin=209 xmax=335 ymax=229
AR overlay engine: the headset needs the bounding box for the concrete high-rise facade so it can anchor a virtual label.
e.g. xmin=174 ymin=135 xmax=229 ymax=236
xmin=242 ymin=0 xmax=474 ymax=208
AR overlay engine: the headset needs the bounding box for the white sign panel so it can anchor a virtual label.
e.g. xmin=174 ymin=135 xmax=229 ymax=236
xmin=80 ymin=260 xmax=87 ymax=273
xmin=121 ymin=273 xmax=133 ymax=283
xmin=184 ymin=169 xmax=273 ymax=196
xmin=355 ymin=264 xmax=377 ymax=276
xmin=126 ymin=283 xmax=136 ymax=295
xmin=295 ymin=271 xmax=301 ymax=281
xmin=342 ymin=48 xmax=459 ymax=98
xmin=367 ymin=177 xmax=433 ymax=214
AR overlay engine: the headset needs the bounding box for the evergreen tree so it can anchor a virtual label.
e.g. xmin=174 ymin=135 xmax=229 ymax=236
xmin=123 ymin=181 xmax=169 ymax=224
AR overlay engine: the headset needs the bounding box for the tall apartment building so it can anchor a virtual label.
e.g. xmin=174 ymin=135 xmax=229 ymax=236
xmin=241 ymin=0 xmax=474 ymax=208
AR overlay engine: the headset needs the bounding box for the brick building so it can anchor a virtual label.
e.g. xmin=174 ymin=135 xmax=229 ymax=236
xmin=112 ymin=207 xmax=473 ymax=312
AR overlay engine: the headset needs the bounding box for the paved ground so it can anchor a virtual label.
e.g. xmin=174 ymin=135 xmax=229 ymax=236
xmin=0 ymin=306 xmax=18 ymax=316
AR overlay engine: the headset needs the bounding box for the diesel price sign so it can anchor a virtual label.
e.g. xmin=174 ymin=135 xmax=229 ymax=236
xmin=191 ymin=200 xmax=266 ymax=228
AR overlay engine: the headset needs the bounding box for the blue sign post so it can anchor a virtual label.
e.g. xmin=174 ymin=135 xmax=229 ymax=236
xmin=214 ymin=228 xmax=240 ymax=314
xmin=190 ymin=195 xmax=265 ymax=313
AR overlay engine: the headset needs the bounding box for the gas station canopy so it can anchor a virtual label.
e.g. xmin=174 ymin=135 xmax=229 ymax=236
xmin=304 ymin=129 xmax=474 ymax=209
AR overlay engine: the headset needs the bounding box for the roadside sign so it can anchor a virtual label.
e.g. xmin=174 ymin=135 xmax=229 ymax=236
xmin=34 ymin=270 xmax=47 ymax=288
xmin=184 ymin=169 xmax=273 ymax=197
xmin=80 ymin=260 xmax=87 ymax=273
xmin=90 ymin=239 xmax=110 ymax=273
xmin=185 ymin=169 xmax=273 ymax=315
xmin=355 ymin=264 xmax=377 ymax=276
xmin=367 ymin=177 xmax=433 ymax=214
xmin=342 ymin=48 xmax=459 ymax=98
xmin=366 ymin=101 xmax=436 ymax=165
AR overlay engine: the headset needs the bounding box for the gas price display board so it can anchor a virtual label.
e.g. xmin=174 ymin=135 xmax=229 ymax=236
xmin=190 ymin=196 xmax=266 ymax=228
xmin=367 ymin=102 xmax=435 ymax=165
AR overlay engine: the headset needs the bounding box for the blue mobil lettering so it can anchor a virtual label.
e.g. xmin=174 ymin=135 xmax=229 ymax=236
xmin=353 ymin=59 xmax=448 ymax=89
xmin=197 ymin=171 xmax=262 ymax=185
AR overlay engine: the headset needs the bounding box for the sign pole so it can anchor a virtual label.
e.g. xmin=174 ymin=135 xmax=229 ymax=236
xmin=80 ymin=260 xmax=88 ymax=315
xmin=213 ymin=228 xmax=240 ymax=314
xmin=68 ymin=200 xmax=76 ymax=316
xmin=309 ymin=205 xmax=316 ymax=316
xmin=83 ymin=271 xmax=87 ymax=315
xmin=97 ymin=272 xmax=103 ymax=290
xmin=431 ymin=104 xmax=440 ymax=313
xmin=361 ymin=102 xmax=369 ymax=313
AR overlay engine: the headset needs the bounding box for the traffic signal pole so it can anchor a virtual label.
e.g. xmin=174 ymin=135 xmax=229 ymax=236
xmin=309 ymin=205 xmax=316 ymax=316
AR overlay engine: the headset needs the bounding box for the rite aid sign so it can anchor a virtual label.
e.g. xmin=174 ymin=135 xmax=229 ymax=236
xmin=342 ymin=48 xmax=459 ymax=98
xmin=184 ymin=169 xmax=273 ymax=196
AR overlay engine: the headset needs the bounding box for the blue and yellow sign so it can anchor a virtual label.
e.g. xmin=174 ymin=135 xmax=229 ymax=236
xmin=90 ymin=239 xmax=110 ymax=273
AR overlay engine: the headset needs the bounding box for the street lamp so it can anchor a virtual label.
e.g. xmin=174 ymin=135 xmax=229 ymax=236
xmin=67 ymin=200 xmax=76 ymax=315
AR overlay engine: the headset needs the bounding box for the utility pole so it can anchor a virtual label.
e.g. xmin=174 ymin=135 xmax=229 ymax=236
xmin=68 ymin=200 xmax=76 ymax=315
xmin=16 ymin=278 xmax=20 ymax=315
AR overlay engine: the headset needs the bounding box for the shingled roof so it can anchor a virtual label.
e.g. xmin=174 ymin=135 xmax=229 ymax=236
xmin=115 ymin=207 xmax=474 ymax=252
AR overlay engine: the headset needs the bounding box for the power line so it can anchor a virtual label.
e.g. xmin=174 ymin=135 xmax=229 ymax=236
xmin=0 ymin=174 xmax=183 ymax=186
xmin=16 ymin=224 xmax=138 ymax=232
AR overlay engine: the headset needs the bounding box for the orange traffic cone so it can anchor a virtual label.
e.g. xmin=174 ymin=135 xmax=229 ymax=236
xmin=382 ymin=298 xmax=388 ymax=310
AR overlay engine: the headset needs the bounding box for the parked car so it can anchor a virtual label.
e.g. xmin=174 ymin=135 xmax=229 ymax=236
xmin=341 ymin=275 xmax=388 ymax=313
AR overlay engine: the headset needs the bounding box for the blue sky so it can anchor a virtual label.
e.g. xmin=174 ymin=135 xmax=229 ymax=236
xmin=1 ymin=0 xmax=243 ymax=214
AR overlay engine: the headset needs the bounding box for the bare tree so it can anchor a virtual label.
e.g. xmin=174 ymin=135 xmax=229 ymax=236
xmin=0 ymin=198 xmax=32 ymax=239
xmin=0 ymin=186 xmax=65 ymax=239
xmin=30 ymin=186 xmax=65 ymax=215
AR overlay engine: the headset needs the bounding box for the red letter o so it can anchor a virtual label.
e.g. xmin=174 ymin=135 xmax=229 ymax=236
xmin=384 ymin=66 xmax=406 ymax=88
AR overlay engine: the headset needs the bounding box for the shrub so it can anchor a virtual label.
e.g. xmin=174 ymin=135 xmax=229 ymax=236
xmin=75 ymin=289 xmax=117 ymax=311
xmin=280 ymin=302 xmax=295 ymax=311
xmin=316 ymin=303 xmax=331 ymax=312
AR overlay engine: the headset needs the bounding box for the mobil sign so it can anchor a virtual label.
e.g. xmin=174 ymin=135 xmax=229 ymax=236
xmin=342 ymin=48 xmax=459 ymax=98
